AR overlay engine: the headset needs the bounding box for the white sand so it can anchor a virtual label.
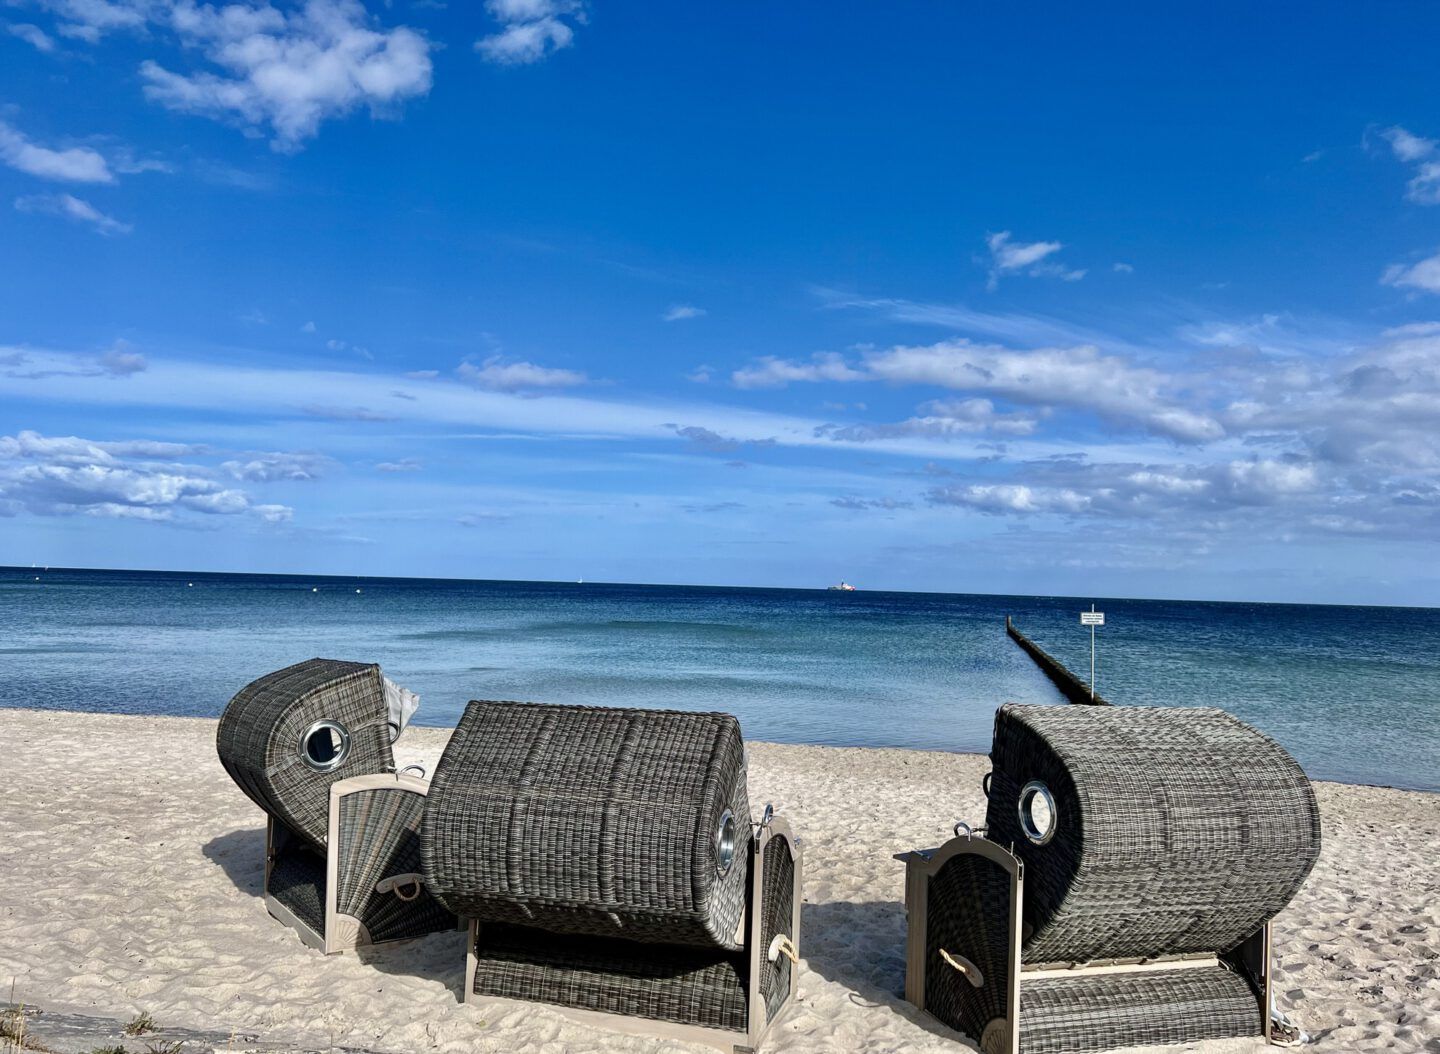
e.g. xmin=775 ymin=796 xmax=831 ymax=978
xmin=1 ymin=709 xmax=1436 ymax=1053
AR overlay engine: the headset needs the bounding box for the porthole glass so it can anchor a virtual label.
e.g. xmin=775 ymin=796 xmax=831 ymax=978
xmin=715 ymin=809 xmax=737 ymax=876
xmin=1017 ymin=780 xmax=1057 ymax=845
xmin=301 ymin=720 xmax=351 ymax=772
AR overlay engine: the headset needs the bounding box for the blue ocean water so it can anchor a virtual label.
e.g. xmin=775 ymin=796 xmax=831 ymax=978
xmin=2 ymin=566 xmax=1436 ymax=791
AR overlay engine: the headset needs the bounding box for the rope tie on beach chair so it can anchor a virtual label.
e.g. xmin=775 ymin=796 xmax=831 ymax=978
xmin=376 ymin=873 xmax=425 ymax=901
xmin=938 ymin=948 xmax=985 ymax=988
xmin=1269 ymin=1005 xmax=1308 ymax=1046
xmin=767 ymin=934 xmax=800 ymax=965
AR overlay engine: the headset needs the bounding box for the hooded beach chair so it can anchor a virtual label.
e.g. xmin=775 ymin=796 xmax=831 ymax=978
xmin=897 ymin=703 xmax=1321 ymax=1054
xmin=421 ymin=700 xmax=803 ymax=1053
xmin=216 ymin=658 xmax=456 ymax=953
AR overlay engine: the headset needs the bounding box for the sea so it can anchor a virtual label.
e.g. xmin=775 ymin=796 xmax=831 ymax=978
xmin=2 ymin=566 xmax=1437 ymax=792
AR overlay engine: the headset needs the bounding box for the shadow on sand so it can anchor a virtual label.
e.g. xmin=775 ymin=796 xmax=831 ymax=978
xmin=801 ymin=898 xmax=979 ymax=1050
xmin=201 ymin=826 xmax=267 ymax=897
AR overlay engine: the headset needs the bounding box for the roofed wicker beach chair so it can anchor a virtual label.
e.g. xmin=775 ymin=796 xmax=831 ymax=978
xmin=897 ymin=703 xmax=1321 ymax=1054
xmin=216 ymin=658 xmax=457 ymax=953
xmin=421 ymin=700 xmax=803 ymax=1054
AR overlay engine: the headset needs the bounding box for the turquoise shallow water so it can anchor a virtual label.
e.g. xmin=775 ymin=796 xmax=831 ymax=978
xmin=2 ymin=566 xmax=1437 ymax=791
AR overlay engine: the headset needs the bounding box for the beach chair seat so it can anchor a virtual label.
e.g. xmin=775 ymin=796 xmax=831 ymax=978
xmin=422 ymin=701 xmax=803 ymax=1054
xmin=897 ymin=703 xmax=1320 ymax=1054
xmin=217 ymin=658 xmax=457 ymax=953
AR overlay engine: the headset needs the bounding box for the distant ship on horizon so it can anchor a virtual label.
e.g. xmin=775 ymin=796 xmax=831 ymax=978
xmin=827 ymin=581 xmax=857 ymax=592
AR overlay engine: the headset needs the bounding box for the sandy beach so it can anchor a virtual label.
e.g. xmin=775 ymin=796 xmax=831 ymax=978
xmin=1 ymin=707 xmax=1436 ymax=1054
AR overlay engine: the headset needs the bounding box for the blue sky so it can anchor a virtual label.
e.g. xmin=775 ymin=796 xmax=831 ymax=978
xmin=2 ymin=2 xmax=1440 ymax=604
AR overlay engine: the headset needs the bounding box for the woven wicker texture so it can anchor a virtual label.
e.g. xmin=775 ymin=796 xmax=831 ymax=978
xmin=758 ymin=833 xmax=797 ymax=1021
xmin=217 ymin=659 xmax=394 ymax=848
xmin=471 ymin=923 xmax=749 ymax=1032
xmin=923 ymin=851 xmax=1013 ymax=1043
xmin=985 ymin=704 xmax=1321 ymax=963
xmin=268 ymin=839 xmax=327 ymax=936
xmin=423 ymin=700 xmax=752 ymax=949
xmin=335 ymin=787 xmax=457 ymax=944
xmin=1014 ymin=966 xmax=1262 ymax=1053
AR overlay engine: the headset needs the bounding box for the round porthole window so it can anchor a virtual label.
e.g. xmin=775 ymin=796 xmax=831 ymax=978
xmin=715 ymin=809 xmax=737 ymax=877
xmin=1017 ymin=780 xmax=1057 ymax=845
xmin=301 ymin=720 xmax=351 ymax=772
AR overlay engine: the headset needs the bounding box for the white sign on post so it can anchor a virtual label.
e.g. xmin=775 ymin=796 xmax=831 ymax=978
xmin=1081 ymin=605 xmax=1104 ymax=700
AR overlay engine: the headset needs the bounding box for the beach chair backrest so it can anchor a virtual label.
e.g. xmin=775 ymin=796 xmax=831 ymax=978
xmin=217 ymin=658 xmax=396 ymax=847
xmin=423 ymin=700 xmax=753 ymax=950
xmin=984 ymin=703 xmax=1321 ymax=964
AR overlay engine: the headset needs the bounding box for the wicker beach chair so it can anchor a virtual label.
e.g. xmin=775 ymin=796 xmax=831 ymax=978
xmin=216 ymin=658 xmax=457 ymax=953
xmin=421 ymin=700 xmax=803 ymax=1053
xmin=897 ymin=703 xmax=1321 ymax=1054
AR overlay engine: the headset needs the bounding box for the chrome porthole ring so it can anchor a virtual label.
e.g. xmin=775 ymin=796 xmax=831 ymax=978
xmin=301 ymin=719 xmax=352 ymax=772
xmin=1017 ymin=779 xmax=1057 ymax=845
xmin=715 ymin=808 xmax=737 ymax=877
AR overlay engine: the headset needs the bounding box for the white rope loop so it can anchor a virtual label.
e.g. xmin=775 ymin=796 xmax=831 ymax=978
xmin=767 ymin=934 xmax=800 ymax=965
xmin=938 ymin=948 xmax=985 ymax=988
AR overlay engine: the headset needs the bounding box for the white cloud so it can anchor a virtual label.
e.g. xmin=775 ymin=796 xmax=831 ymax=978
xmin=28 ymin=0 xmax=152 ymax=42
xmin=8 ymin=23 xmax=57 ymax=51
xmin=14 ymin=193 xmax=132 ymax=235
xmin=136 ymin=0 xmax=433 ymax=151
xmin=736 ymin=339 xmax=1223 ymax=443
xmin=300 ymin=320 xmax=317 ymax=332
xmin=375 ymin=458 xmax=422 ymax=473
xmin=984 ymin=231 xmax=1084 ymax=289
xmin=732 ymin=353 xmax=865 ymax=390
xmin=1382 ymin=126 xmax=1435 ymax=164
xmin=1113 ymin=262 xmax=1134 ymax=274
xmin=456 ymin=355 xmax=587 ymax=392
xmin=663 ymin=304 xmax=706 ymax=322
xmin=1380 ymin=125 xmax=1440 ymax=205
xmin=223 ymin=451 xmax=328 ymax=481
xmin=0 ymin=120 xmax=113 ymax=183
xmin=253 ymin=503 xmax=294 ymax=523
xmin=0 ymin=429 xmax=280 ymax=523
xmin=817 ymin=397 xmax=1039 ymax=442
xmin=475 ymin=0 xmax=582 ymax=64
xmin=1382 ymin=251 xmax=1440 ymax=294
xmin=933 ymin=482 xmax=1091 ymax=515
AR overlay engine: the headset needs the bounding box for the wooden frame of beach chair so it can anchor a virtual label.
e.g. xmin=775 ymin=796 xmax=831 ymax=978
xmin=460 ymin=814 xmax=803 ymax=1054
xmin=263 ymin=771 xmax=458 ymax=954
xmin=896 ymin=833 xmax=1276 ymax=1053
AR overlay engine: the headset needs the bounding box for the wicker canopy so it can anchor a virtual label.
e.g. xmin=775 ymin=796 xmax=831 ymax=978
xmin=423 ymin=700 xmax=752 ymax=950
xmin=984 ymin=703 xmax=1321 ymax=964
xmin=217 ymin=658 xmax=395 ymax=848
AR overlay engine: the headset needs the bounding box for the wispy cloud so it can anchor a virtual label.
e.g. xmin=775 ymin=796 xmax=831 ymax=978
xmin=732 ymin=353 xmax=865 ymax=390
xmin=663 ymin=304 xmax=706 ymax=322
xmin=984 ymin=231 xmax=1085 ymax=290
xmin=476 ymin=0 xmax=583 ymax=64
xmin=1382 ymin=250 xmax=1440 ymax=294
xmin=300 ymin=404 xmax=397 ymax=422
xmin=99 ymin=341 xmax=147 ymax=375
xmin=14 ymin=193 xmax=132 ymax=235
xmin=831 ymin=495 xmax=913 ymax=511
xmin=223 ymin=451 xmax=329 ymax=482
xmin=0 ymin=120 xmax=113 ymax=183
xmin=8 ymin=22 xmax=56 ymax=51
xmin=457 ymin=355 xmax=588 ymax=392
xmin=1380 ymin=125 xmax=1440 ymax=204
xmin=732 ymin=339 xmax=1222 ymax=443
